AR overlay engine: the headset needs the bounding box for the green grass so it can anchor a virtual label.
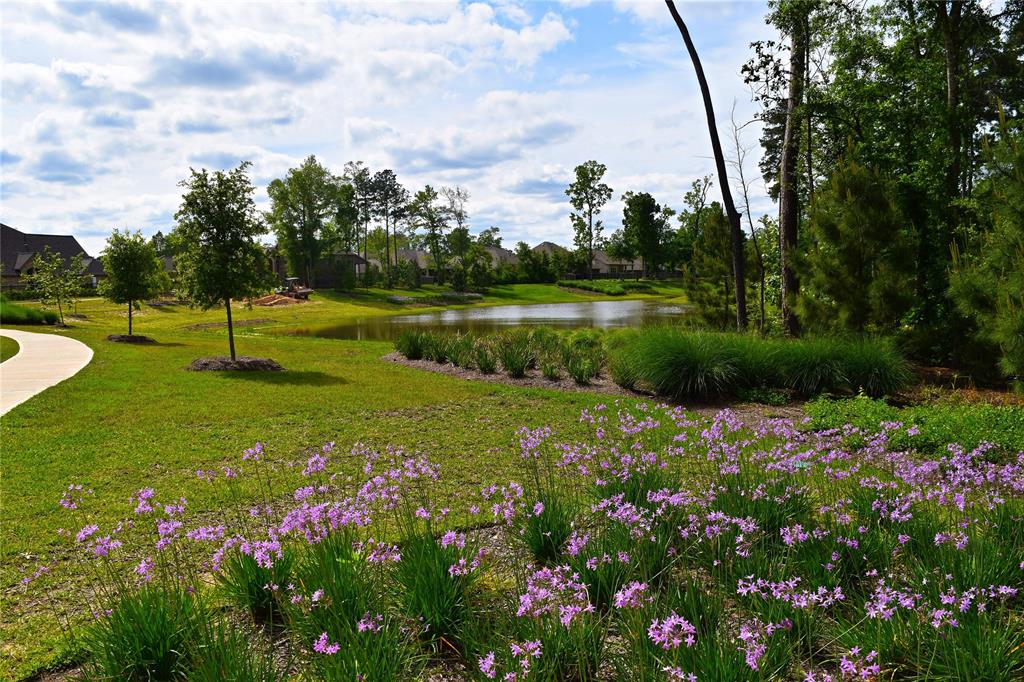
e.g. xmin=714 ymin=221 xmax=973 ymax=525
xmin=0 ymin=298 xmax=58 ymax=325
xmin=0 ymin=285 xmax=653 ymax=680
xmin=0 ymin=336 xmax=18 ymax=362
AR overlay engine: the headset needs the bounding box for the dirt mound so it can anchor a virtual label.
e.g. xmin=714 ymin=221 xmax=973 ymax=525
xmin=252 ymin=294 xmax=306 ymax=306
xmin=107 ymin=334 xmax=156 ymax=344
xmin=187 ymin=356 xmax=285 ymax=372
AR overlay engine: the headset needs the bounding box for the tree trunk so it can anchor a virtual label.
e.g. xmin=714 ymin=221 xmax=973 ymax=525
xmin=778 ymin=15 xmax=806 ymax=337
xmin=225 ymin=298 xmax=236 ymax=361
xmin=938 ymin=1 xmax=963 ymax=243
xmin=666 ymin=0 xmax=747 ymax=331
xmin=805 ymin=21 xmax=814 ymax=203
xmin=128 ymin=300 xmax=133 ymax=336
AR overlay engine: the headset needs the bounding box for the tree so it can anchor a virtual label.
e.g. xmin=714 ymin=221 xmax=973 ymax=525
xmin=441 ymin=186 xmax=470 ymax=235
xmin=950 ymin=116 xmax=1024 ymax=383
xmin=343 ymin=161 xmax=374 ymax=272
xmin=684 ymin=202 xmax=735 ymax=327
xmin=666 ymin=0 xmax=747 ymax=330
xmin=621 ymin=191 xmax=663 ymax=277
xmin=149 ymin=230 xmax=173 ymax=258
xmin=566 ymin=160 xmax=612 ymax=278
xmin=447 ymin=226 xmax=474 ymax=271
xmin=797 ymin=150 xmax=913 ymax=333
xmin=371 ymin=170 xmax=409 ymax=283
xmin=100 ymin=230 xmax=164 ymax=336
xmin=24 ymin=248 xmax=84 ymax=326
xmin=329 ymin=181 xmax=360 ymax=253
xmin=266 ymin=155 xmax=337 ymax=288
xmin=728 ymin=103 xmax=769 ymax=331
xmin=408 ymin=185 xmax=449 ymax=283
xmin=477 ymin=226 xmax=502 ymax=248
xmin=676 ymin=175 xmax=713 ymax=272
xmin=605 ymin=228 xmax=638 ymax=279
xmin=171 ymin=162 xmax=272 ymax=361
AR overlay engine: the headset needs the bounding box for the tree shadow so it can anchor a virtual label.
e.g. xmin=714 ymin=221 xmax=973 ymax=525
xmin=215 ymin=370 xmax=348 ymax=386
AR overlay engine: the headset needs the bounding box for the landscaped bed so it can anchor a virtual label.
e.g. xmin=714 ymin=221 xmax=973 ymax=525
xmin=24 ymin=402 xmax=1024 ymax=680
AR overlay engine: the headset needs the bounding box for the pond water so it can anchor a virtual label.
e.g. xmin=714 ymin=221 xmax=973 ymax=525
xmin=290 ymin=299 xmax=690 ymax=341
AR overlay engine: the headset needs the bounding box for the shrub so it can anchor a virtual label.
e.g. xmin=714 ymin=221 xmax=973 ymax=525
xmin=618 ymin=328 xmax=740 ymax=399
xmin=0 ymin=298 xmax=58 ymax=325
xmin=558 ymin=279 xmax=654 ymax=296
xmin=81 ymin=587 xmax=205 ymax=681
xmin=394 ymin=530 xmax=478 ymax=648
xmin=496 ymin=329 xmax=534 ymax=378
xmin=216 ymin=548 xmax=294 ymax=624
xmin=188 ymin=622 xmax=283 ymax=682
xmin=473 ymin=339 xmax=498 ymax=374
xmin=395 ymin=330 xmax=427 ymax=360
xmin=449 ymin=333 xmax=475 ymax=369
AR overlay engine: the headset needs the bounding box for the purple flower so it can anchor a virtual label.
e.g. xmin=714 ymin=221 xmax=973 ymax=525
xmin=479 ymin=651 xmax=497 ymax=678
xmin=313 ymin=632 xmax=340 ymax=655
xmin=648 ymin=612 xmax=697 ymax=650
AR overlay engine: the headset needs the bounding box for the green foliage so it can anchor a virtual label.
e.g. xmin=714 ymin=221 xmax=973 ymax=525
xmin=394 ymin=258 xmax=422 ymax=289
xmin=683 ymin=203 xmax=735 ymax=328
xmin=394 ymin=530 xmax=477 ymax=648
xmin=266 ymin=155 xmax=341 ymax=288
xmin=0 ymin=298 xmax=58 ymax=325
xmin=611 ymin=327 xmax=910 ymax=399
xmin=566 ymin=160 xmax=613 ymax=273
xmin=170 ymin=161 xmax=273 ymax=359
xmin=23 ymin=247 xmax=85 ymax=326
xmin=395 ymin=330 xmax=427 ymax=360
xmin=950 ymin=118 xmax=1024 ymax=383
xmin=216 ymin=549 xmax=294 ymax=624
xmin=81 ymin=587 xmax=204 ymax=681
xmin=473 ymin=339 xmax=498 ymax=373
xmin=621 ymin=191 xmax=673 ymax=276
xmin=806 ymin=394 xmax=1024 ymax=457
xmin=100 ymin=229 xmax=164 ymax=336
xmin=557 ymin=279 xmax=653 ymax=296
xmin=515 ymin=490 xmax=576 ymax=565
xmin=188 ymin=622 xmax=283 ymax=682
xmin=798 ymin=150 xmax=914 ymax=334
xmin=496 ymin=329 xmax=534 ymax=378
xmin=449 ymin=333 xmax=475 ymax=369
xmin=408 ymin=185 xmax=449 ymax=284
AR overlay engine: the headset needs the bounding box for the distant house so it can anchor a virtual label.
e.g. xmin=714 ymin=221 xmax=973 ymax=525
xmin=1 ymin=223 xmax=105 ymax=289
xmin=481 ymin=245 xmax=518 ymax=267
xmin=532 ymin=241 xmax=569 ymax=258
xmin=267 ymin=246 xmax=367 ymax=290
xmin=592 ymin=249 xmax=644 ymax=278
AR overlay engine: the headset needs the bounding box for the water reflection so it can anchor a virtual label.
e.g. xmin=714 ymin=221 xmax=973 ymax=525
xmin=290 ymin=299 xmax=690 ymax=341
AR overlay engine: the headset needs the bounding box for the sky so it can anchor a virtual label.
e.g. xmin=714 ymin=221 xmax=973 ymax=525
xmin=1 ymin=0 xmax=776 ymax=256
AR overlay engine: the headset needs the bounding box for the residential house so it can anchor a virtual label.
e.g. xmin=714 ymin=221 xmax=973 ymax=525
xmin=267 ymin=246 xmax=367 ymax=290
xmin=591 ymin=249 xmax=644 ymax=278
xmin=0 ymin=223 xmax=105 ymax=289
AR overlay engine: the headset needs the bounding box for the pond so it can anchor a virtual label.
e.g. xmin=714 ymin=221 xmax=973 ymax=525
xmin=290 ymin=299 xmax=691 ymax=341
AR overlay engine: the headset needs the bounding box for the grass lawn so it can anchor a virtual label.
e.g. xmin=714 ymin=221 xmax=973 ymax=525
xmin=0 ymin=335 xmax=19 ymax=363
xmin=0 ymin=283 xmax=667 ymax=679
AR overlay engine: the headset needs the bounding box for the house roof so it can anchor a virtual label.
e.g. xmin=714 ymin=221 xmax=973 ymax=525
xmin=592 ymin=249 xmax=643 ymax=270
xmin=532 ymin=241 xmax=568 ymax=256
xmin=1 ymin=223 xmax=103 ymax=275
xmin=481 ymin=245 xmax=518 ymax=265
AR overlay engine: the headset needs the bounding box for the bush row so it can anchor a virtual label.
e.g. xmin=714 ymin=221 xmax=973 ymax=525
xmin=0 ymin=298 xmax=59 ymax=325
xmin=396 ymin=328 xmax=606 ymax=384
xmin=556 ymin=279 xmax=653 ymax=296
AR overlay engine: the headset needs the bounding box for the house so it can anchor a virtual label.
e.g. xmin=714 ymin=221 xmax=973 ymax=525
xmin=481 ymin=245 xmax=518 ymax=267
xmin=591 ymin=249 xmax=644 ymax=278
xmin=1 ymin=223 xmax=105 ymax=289
xmin=267 ymin=246 xmax=367 ymax=290
xmin=532 ymin=241 xmax=569 ymax=258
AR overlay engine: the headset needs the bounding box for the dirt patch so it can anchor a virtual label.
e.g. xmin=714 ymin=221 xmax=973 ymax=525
xmin=184 ymin=318 xmax=275 ymax=331
xmin=106 ymin=334 xmax=156 ymax=344
xmin=187 ymin=356 xmax=285 ymax=371
xmin=252 ymin=294 xmax=308 ymax=306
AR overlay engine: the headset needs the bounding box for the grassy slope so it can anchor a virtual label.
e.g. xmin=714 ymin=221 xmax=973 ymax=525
xmin=0 ymin=284 xmax=656 ymax=679
xmin=0 ymin=336 xmax=18 ymax=363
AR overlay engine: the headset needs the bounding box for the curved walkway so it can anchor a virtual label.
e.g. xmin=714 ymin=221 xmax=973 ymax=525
xmin=0 ymin=329 xmax=93 ymax=416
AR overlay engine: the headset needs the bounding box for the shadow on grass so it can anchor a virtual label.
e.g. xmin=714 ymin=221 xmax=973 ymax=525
xmin=215 ymin=370 xmax=348 ymax=386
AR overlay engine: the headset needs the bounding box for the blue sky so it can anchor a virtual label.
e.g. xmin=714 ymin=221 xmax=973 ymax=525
xmin=1 ymin=0 xmax=774 ymax=255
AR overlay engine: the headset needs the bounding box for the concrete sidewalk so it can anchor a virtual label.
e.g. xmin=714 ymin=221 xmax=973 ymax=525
xmin=0 ymin=329 xmax=93 ymax=416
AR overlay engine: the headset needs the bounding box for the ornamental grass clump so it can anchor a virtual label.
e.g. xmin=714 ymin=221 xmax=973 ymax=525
xmin=473 ymin=339 xmax=498 ymax=374
xmin=395 ymin=329 xmax=427 ymax=360
xmin=496 ymin=328 xmax=534 ymax=378
xmin=449 ymin=332 xmax=475 ymax=369
xmin=32 ymin=398 xmax=1024 ymax=681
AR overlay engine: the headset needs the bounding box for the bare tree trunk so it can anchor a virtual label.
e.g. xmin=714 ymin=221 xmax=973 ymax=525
xmin=778 ymin=16 xmax=806 ymax=337
xmin=729 ymin=105 xmax=767 ymax=333
xmin=805 ymin=23 xmax=814 ymax=203
xmin=666 ymin=0 xmax=747 ymax=331
xmin=128 ymin=301 xmax=133 ymax=336
xmin=225 ymin=298 xmax=236 ymax=361
xmin=938 ymin=1 xmax=963 ymax=237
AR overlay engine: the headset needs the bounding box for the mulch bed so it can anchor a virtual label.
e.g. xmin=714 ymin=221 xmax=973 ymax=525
xmin=106 ymin=334 xmax=155 ymax=344
xmin=382 ymin=352 xmax=805 ymax=421
xmin=187 ymin=356 xmax=284 ymax=372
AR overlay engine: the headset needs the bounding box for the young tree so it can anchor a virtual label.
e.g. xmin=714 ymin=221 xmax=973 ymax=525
xmin=266 ymin=155 xmax=336 ymax=287
xmin=666 ymin=0 xmax=747 ymax=330
xmin=328 ymin=181 xmax=360 ymax=253
xmin=24 ymin=248 xmax=84 ymax=326
xmin=797 ymin=150 xmax=913 ymax=334
xmin=566 ymin=160 xmax=613 ymax=278
xmin=171 ymin=162 xmax=272 ymax=361
xmin=100 ymin=229 xmax=164 ymax=336
xmin=729 ymin=103 xmax=769 ymax=331
xmin=343 ymin=161 xmax=374 ymax=269
xmin=441 ymin=186 xmax=470 ymax=235
xmin=676 ymin=175 xmax=713 ymax=272
xmin=684 ymin=202 xmax=735 ymax=327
